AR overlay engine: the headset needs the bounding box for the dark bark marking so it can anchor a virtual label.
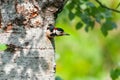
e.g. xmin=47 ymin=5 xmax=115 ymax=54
xmin=4 ymin=44 xmax=54 ymax=53
xmin=14 ymin=16 xmax=26 ymax=26
xmin=24 ymin=42 xmax=29 ymax=46
xmin=5 ymin=44 xmax=21 ymax=53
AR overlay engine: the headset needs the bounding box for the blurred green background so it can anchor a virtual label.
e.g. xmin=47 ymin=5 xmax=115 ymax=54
xmin=55 ymin=0 xmax=120 ymax=80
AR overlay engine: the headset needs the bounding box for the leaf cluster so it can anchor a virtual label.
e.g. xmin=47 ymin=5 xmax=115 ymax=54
xmin=66 ymin=0 xmax=117 ymax=36
xmin=111 ymin=68 xmax=120 ymax=80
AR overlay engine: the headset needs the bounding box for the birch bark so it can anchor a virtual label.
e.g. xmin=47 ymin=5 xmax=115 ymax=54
xmin=0 ymin=0 xmax=65 ymax=80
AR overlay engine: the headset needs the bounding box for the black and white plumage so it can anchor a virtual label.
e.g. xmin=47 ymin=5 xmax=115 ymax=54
xmin=46 ymin=24 xmax=69 ymax=38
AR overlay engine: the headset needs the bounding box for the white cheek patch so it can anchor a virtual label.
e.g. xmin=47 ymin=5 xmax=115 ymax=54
xmin=55 ymin=30 xmax=62 ymax=35
xmin=53 ymin=30 xmax=56 ymax=34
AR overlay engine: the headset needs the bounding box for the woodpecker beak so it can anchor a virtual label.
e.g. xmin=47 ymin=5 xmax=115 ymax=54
xmin=62 ymin=33 xmax=70 ymax=36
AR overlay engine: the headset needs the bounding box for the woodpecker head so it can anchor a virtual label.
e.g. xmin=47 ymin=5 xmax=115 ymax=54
xmin=46 ymin=24 xmax=69 ymax=38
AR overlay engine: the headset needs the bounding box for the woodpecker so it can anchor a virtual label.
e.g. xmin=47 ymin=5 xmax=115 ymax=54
xmin=46 ymin=24 xmax=69 ymax=38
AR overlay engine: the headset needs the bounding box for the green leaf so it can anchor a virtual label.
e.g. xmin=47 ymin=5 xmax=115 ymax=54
xmin=85 ymin=25 xmax=89 ymax=32
xmin=80 ymin=13 xmax=91 ymax=24
xmin=104 ymin=10 xmax=112 ymax=18
xmin=95 ymin=13 xmax=103 ymax=23
xmin=66 ymin=1 xmax=75 ymax=10
xmin=101 ymin=21 xmax=117 ymax=36
xmin=110 ymin=68 xmax=120 ymax=80
xmin=89 ymin=21 xmax=95 ymax=29
xmin=75 ymin=7 xmax=82 ymax=17
xmin=86 ymin=2 xmax=95 ymax=8
xmin=69 ymin=11 xmax=75 ymax=20
xmin=76 ymin=22 xmax=83 ymax=30
xmin=55 ymin=76 xmax=63 ymax=80
xmin=0 ymin=44 xmax=7 ymax=51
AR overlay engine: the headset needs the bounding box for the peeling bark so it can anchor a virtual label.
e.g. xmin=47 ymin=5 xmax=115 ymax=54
xmin=0 ymin=0 xmax=65 ymax=80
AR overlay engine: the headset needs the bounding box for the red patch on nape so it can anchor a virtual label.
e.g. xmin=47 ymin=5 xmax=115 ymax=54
xmin=54 ymin=28 xmax=58 ymax=30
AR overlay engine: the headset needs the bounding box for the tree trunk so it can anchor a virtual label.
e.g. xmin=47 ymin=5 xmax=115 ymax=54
xmin=0 ymin=0 xmax=65 ymax=80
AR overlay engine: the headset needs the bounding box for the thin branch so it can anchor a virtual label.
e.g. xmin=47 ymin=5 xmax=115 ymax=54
xmin=95 ymin=0 xmax=120 ymax=13
xmin=116 ymin=2 xmax=120 ymax=9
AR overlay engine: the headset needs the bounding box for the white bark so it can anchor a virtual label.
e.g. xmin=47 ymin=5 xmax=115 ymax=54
xmin=0 ymin=0 xmax=65 ymax=80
